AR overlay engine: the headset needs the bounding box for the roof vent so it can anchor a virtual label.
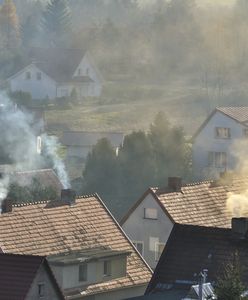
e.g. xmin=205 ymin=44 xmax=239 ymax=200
xmin=231 ymin=217 xmax=248 ymax=239
xmin=168 ymin=177 xmax=182 ymax=192
xmin=61 ymin=189 xmax=76 ymax=206
xmin=1 ymin=198 xmax=13 ymax=214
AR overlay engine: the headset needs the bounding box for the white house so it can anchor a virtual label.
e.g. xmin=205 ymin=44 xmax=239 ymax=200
xmin=7 ymin=48 xmax=103 ymax=100
xmin=192 ymin=107 xmax=248 ymax=180
xmin=121 ymin=175 xmax=248 ymax=269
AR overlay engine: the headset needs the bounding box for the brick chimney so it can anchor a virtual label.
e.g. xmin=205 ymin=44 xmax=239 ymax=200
xmin=61 ymin=189 xmax=76 ymax=206
xmin=168 ymin=177 xmax=182 ymax=192
xmin=231 ymin=218 xmax=248 ymax=239
xmin=1 ymin=198 xmax=13 ymax=214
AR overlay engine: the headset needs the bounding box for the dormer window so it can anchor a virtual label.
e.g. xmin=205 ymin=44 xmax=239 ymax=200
xmin=26 ymin=71 xmax=31 ymax=80
xmin=79 ymin=264 xmax=87 ymax=282
xmin=103 ymin=260 xmax=111 ymax=277
xmin=215 ymin=127 xmax=230 ymax=139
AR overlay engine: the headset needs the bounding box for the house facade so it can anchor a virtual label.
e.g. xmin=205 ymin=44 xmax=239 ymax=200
xmin=192 ymin=107 xmax=248 ymax=180
xmin=7 ymin=48 xmax=103 ymax=100
xmin=0 ymin=253 xmax=64 ymax=300
xmin=0 ymin=191 xmax=152 ymax=300
xmin=121 ymin=175 xmax=248 ymax=269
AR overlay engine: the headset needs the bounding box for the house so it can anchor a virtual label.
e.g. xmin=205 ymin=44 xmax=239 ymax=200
xmin=7 ymin=47 xmax=103 ymax=100
xmin=61 ymin=131 xmax=124 ymax=161
xmin=12 ymin=168 xmax=64 ymax=195
xmin=192 ymin=106 xmax=248 ymax=180
xmin=121 ymin=175 xmax=248 ymax=269
xmin=0 ymin=252 xmax=65 ymax=300
xmin=145 ymin=219 xmax=248 ymax=298
xmin=0 ymin=189 xmax=152 ymax=300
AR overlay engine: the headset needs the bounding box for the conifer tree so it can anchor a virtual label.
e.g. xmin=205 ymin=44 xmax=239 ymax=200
xmin=41 ymin=0 xmax=71 ymax=46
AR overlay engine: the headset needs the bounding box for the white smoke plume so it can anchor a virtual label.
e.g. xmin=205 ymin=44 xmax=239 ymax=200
xmin=42 ymin=134 xmax=71 ymax=188
xmin=0 ymin=92 xmax=70 ymax=205
xmin=226 ymin=139 xmax=248 ymax=216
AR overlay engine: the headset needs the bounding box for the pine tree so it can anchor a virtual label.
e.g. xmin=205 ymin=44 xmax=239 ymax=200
xmin=0 ymin=0 xmax=19 ymax=48
xmin=41 ymin=0 xmax=71 ymax=46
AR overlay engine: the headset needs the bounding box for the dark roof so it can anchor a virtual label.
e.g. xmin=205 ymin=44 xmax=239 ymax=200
xmin=12 ymin=169 xmax=63 ymax=195
xmin=61 ymin=131 xmax=124 ymax=147
xmin=124 ymin=290 xmax=188 ymax=300
xmin=0 ymin=194 xmax=152 ymax=297
xmin=146 ymin=223 xmax=248 ymax=294
xmin=121 ymin=175 xmax=248 ymax=228
xmin=9 ymin=47 xmax=86 ymax=83
xmin=0 ymin=253 xmax=64 ymax=300
xmin=192 ymin=107 xmax=248 ymax=140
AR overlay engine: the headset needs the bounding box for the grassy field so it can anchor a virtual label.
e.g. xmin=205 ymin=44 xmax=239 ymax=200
xmin=45 ymin=80 xmax=248 ymax=136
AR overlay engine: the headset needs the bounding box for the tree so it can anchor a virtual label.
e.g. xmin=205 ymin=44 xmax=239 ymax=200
xmin=83 ymin=138 xmax=120 ymax=199
xmin=0 ymin=0 xmax=20 ymax=48
xmin=215 ymin=253 xmax=247 ymax=300
xmin=119 ymin=131 xmax=156 ymax=200
xmin=41 ymin=0 xmax=72 ymax=46
xmin=149 ymin=112 xmax=191 ymax=185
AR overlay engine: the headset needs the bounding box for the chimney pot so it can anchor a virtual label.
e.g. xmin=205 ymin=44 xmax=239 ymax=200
xmin=61 ymin=189 xmax=76 ymax=206
xmin=1 ymin=198 xmax=13 ymax=214
xmin=231 ymin=217 xmax=248 ymax=239
xmin=168 ymin=177 xmax=182 ymax=192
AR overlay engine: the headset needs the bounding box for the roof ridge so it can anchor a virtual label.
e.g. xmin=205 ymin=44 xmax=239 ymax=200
xmin=13 ymin=200 xmax=49 ymax=207
xmin=77 ymin=193 xmax=98 ymax=199
xmin=184 ymin=180 xmax=213 ymax=186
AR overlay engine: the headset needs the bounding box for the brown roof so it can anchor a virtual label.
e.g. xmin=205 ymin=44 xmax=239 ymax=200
xmin=0 ymin=253 xmax=64 ymax=300
xmin=121 ymin=176 xmax=248 ymax=228
xmin=0 ymin=194 xmax=152 ymax=297
xmin=146 ymin=223 xmax=248 ymax=293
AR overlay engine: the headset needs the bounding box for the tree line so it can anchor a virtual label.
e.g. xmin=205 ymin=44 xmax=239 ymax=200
xmin=81 ymin=112 xmax=191 ymax=219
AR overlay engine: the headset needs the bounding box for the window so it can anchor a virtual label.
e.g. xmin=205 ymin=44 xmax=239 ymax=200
xmin=103 ymin=260 xmax=111 ymax=277
xmin=79 ymin=264 xmax=87 ymax=282
xmin=86 ymin=68 xmax=90 ymax=75
xmin=38 ymin=283 xmax=45 ymax=298
xmin=155 ymin=243 xmax=165 ymax=261
xmin=37 ymin=136 xmax=42 ymax=154
xmin=144 ymin=208 xmax=158 ymax=219
xmin=78 ymin=68 xmax=81 ymax=75
xmin=37 ymin=72 xmax=42 ymax=80
xmin=243 ymin=128 xmax=248 ymax=137
xmin=133 ymin=241 xmax=144 ymax=256
xmin=25 ymin=71 xmax=31 ymax=80
xmin=208 ymin=152 xmax=227 ymax=168
xmin=215 ymin=127 xmax=230 ymax=139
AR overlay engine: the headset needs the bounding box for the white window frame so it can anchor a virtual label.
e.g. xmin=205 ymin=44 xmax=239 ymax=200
xmin=79 ymin=263 xmax=87 ymax=282
xmin=155 ymin=242 xmax=165 ymax=261
xmin=103 ymin=260 xmax=111 ymax=277
xmin=132 ymin=240 xmax=144 ymax=256
xmin=208 ymin=151 xmax=227 ymax=168
xmin=144 ymin=208 xmax=158 ymax=220
xmin=215 ymin=127 xmax=231 ymax=139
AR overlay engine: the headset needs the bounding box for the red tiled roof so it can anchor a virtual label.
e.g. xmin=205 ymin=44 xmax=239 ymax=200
xmin=0 ymin=253 xmax=64 ymax=300
xmin=121 ymin=176 xmax=248 ymax=228
xmin=0 ymin=195 xmax=152 ymax=297
xmin=146 ymin=223 xmax=248 ymax=293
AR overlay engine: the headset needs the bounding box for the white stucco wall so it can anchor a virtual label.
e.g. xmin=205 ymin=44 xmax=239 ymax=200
xmin=9 ymin=64 xmax=57 ymax=100
xmin=122 ymin=193 xmax=174 ymax=269
xmin=192 ymin=111 xmax=247 ymax=180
